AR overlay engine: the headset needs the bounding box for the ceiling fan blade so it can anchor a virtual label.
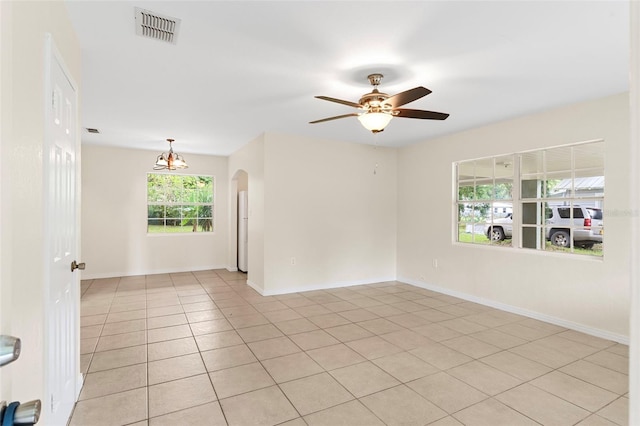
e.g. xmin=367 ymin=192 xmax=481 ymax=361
xmin=315 ymin=96 xmax=362 ymax=109
xmin=309 ymin=113 xmax=359 ymax=124
xmin=383 ymin=87 xmax=432 ymax=108
xmin=394 ymin=108 xmax=450 ymax=120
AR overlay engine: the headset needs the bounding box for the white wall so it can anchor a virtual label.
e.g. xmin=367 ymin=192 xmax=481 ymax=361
xmin=81 ymin=145 xmax=229 ymax=278
xmin=228 ymin=135 xmax=265 ymax=291
xmin=0 ymin=0 xmax=81 ymax=415
xmin=397 ymin=93 xmax=631 ymax=340
xmin=261 ymin=132 xmax=397 ymax=295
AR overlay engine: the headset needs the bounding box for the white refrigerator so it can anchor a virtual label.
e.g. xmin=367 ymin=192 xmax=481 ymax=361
xmin=238 ymin=191 xmax=248 ymax=272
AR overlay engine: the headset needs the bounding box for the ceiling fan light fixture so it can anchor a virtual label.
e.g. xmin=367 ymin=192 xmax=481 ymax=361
xmin=358 ymin=112 xmax=393 ymax=133
xmin=153 ymin=138 xmax=189 ymax=171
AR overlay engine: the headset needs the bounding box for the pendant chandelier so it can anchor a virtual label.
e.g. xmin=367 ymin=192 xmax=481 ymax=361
xmin=153 ymin=138 xmax=188 ymax=170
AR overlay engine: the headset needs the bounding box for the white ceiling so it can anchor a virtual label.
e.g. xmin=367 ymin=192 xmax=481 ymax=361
xmin=65 ymin=1 xmax=629 ymax=157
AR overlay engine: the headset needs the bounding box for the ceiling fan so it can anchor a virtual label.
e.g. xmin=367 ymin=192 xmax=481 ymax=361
xmin=310 ymin=73 xmax=450 ymax=133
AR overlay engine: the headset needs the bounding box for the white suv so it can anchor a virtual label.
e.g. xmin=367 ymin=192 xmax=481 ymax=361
xmin=485 ymin=205 xmax=603 ymax=248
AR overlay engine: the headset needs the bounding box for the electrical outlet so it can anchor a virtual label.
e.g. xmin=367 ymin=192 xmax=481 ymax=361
xmin=290 ymin=257 xmax=296 ymax=266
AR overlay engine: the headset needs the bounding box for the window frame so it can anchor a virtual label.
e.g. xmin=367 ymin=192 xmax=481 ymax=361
xmin=146 ymin=172 xmax=215 ymax=235
xmin=455 ymin=139 xmax=604 ymax=257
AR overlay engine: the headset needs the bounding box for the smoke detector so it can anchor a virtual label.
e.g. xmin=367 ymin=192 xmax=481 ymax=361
xmin=135 ymin=8 xmax=181 ymax=44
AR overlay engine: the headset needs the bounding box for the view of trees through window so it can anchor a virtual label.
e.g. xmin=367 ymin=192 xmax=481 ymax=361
xmin=147 ymin=174 xmax=214 ymax=233
xmin=456 ymin=140 xmax=604 ymax=256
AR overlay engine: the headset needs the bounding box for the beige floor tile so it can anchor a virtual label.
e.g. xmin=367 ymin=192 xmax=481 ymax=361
xmin=468 ymin=328 xmax=527 ymax=349
xmin=147 ymin=336 xmax=198 ymax=361
xmin=221 ymin=304 xmax=259 ymax=317
xmin=429 ymin=416 xmax=465 ymax=426
xmin=189 ymin=318 xmax=234 ymax=335
xmin=365 ymin=304 xmax=405 ymax=317
xmin=289 ymin=329 xmax=340 ymax=350
xmin=408 ymin=372 xmax=488 ymax=413
xmin=379 ymin=329 xmax=433 ymax=350
xmin=330 ymin=361 xmax=400 ymax=397
xmin=96 ymin=330 xmax=146 ymax=352
xmin=453 ymin=398 xmax=539 ymax=426
xmin=148 ymin=374 xmax=217 ymax=418
xmin=101 ymin=318 xmax=147 ymax=336
xmin=195 ymin=330 xmax=243 ymax=351
xmin=496 ymin=383 xmax=590 ymax=425
xmin=304 ymin=400 xmax=385 ymax=426
xmin=109 ymin=301 xmax=147 ymax=313
xmin=338 ymin=308 xmax=379 ymax=322
xmin=89 ymin=344 xmax=147 ymax=372
xmin=147 ymin=313 xmax=187 ymax=329
xmin=80 ymin=337 xmax=99 ymax=354
xmin=180 ymin=294 xmax=212 ymax=304
xmin=81 ymin=313 xmax=108 ymax=327
xmin=69 ymin=388 xmax=147 ymax=426
xmin=294 ymin=304 xmax=333 ymax=317
xmin=373 ymin=351 xmax=439 ymax=383
xmin=323 ymin=301 xmax=361 ymax=313
xmin=345 ymin=336 xmax=404 ymax=360
xmin=80 ymin=353 xmax=92 ymax=374
xmin=386 ymin=313 xmax=430 ymax=328
xmin=79 ymin=363 xmax=147 ymax=400
xmin=480 ymin=350 xmax=552 ymax=381
xmin=262 ymin=351 xmax=324 ymax=383
xmin=248 ymin=335 xmax=301 ymax=360
xmin=280 ymin=372 xmax=354 ymax=415
xmin=409 ymin=342 xmax=472 ymax=370
xmin=226 ymin=313 xmax=270 ymax=329
xmin=148 ymin=352 xmax=206 ymax=385
xmin=585 ymin=350 xmax=629 ymax=375
xmin=496 ymin=322 xmax=558 ymax=341
xmin=596 ymin=397 xmax=628 ymax=425
xmin=509 ymin=341 xmax=579 ymax=368
xmin=449 ymin=360 xmax=522 ymax=396
xmin=557 ymin=330 xmax=616 ymax=350
xmin=147 ymin=324 xmax=192 ymax=343
xmin=411 ymin=323 xmax=463 ymax=342
xmin=237 ymin=323 xmax=284 ymax=342
xmin=307 ymin=343 xmax=367 ymax=370
xmin=439 ymin=318 xmax=488 ymax=334
xmin=536 ymin=335 xmax=602 ymax=358
xmin=220 ymin=385 xmax=299 ymax=426
xmin=146 ymin=298 xmax=180 ymax=308
xmin=185 ymin=309 xmax=225 ymax=323
xmin=105 ymin=309 xmax=147 ymax=323
xmin=360 ymin=384 xmax=447 ymax=426
xmin=576 ymin=414 xmax=620 ymax=426
xmin=308 ymin=313 xmax=351 ymax=328
xmin=560 ymin=360 xmax=628 ymax=395
xmin=274 ymin=317 xmax=319 ymax=335
xmin=81 ymin=324 xmax=103 ymax=339
xmin=263 ymin=308 xmax=304 ymax=322
xmin=531 ymin=371 xmax=618 ymax=412
xmin=325 ymin=323 xmax=375 ymax=342
xmin=253 ymin=300 xmax=289 ymax=312
xmin=356 ymin=318 xmax=405 ymax=335
xmin=210 ymin=362 xmax=275 ymax=398
xmin=441 ymin=335 xmax=501 ymax=359
xmin=147 ymin=304 xmax=184 ymax=318
xmin=149 ymin=402 xmax=226 ymax=426
xmin=605 ymin=343 xmax=629 ymax=358
xmin=201 ymin=344 xmax=257 ymax=371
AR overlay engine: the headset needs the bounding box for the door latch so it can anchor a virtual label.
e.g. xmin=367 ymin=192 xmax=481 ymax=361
xmin=70 ymin=260 xmax=85 ymax=272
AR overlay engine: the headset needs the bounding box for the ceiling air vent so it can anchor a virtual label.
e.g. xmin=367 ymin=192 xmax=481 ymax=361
xmin=85 ymin=128 xmax=100 ymax=134
xmin=135 ymin=7 xmax=181 ymax=44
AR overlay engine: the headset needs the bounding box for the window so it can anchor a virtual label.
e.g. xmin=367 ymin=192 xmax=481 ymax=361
xmin=147 ymin=174 xmax=214 ymax=233
xmin=456 ymin=140 xmax=604 ymax=256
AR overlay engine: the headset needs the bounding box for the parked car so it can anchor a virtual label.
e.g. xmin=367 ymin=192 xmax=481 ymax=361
xmin=484 ymin=205 xmax=603 ymax=248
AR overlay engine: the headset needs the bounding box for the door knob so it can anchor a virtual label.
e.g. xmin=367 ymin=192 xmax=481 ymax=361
xmin=70 ymin=260 xmax=85 ymax=272
xmin=0 ymin=335 xmax=21 ymax=367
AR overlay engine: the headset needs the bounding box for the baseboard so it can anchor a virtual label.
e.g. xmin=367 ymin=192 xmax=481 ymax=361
xmin=246 ymin=280 xmax=263 ymax=295
xmin=259 ymin=276 xmax=397 ymax=297
xmin=226 ymin=266 xmax=238 ymax=272
xmin=398 ymin=276 xmax=629 ymax=345
xmin=81 ymin=264 xmax=230 ymax=280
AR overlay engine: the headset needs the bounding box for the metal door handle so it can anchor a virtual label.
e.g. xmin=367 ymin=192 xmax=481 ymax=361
xmin=71 ymin=260 xmax=85 ymax=272
xmin=14 ymin=400 xmax=41 ymax=424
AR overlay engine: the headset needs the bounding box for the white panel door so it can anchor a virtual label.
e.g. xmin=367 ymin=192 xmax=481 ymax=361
xmin=44 ymin=35 xmax=79 ymax=426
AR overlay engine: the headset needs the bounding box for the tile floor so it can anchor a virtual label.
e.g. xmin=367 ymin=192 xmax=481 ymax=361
xmin=71 ymin=270 xmax=629 ymax=426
